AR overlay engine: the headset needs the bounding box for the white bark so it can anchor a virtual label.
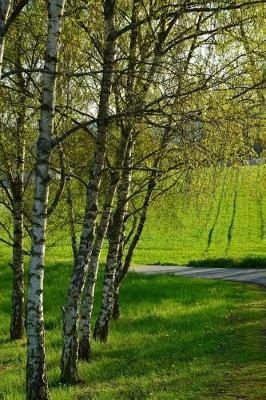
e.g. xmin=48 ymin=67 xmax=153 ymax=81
xmin=78 ymin=174 xmax=118 ymax=360
xmin=93 ymin=135 xmax=134 ymax=341
xmin=66 ymin=167 xmax=78 ymax=263
xmin=26 ymin=1 xmax=66 ymax=399
xmin=61 ymin=0 xmax=116 ymax=384
xmin=0 ymin=0 xmax=11 ymax=77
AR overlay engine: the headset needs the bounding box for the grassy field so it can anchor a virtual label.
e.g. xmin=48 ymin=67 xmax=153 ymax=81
xmin=47 ymin=165 xmax=266 ymax=267
xmin=132 ymin=165 xmax=266 ymax=266
xmin=0 ymin=165 xmax=265 ymax=399
xmin=0 ymin=258 xmax=265 ymax=400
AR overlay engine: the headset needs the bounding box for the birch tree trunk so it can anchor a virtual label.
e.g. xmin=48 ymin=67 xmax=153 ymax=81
xmin=112 ymin=177 xmax=156 ymax=320
xmin=93 ymin=14 xmax=179 ymax=336
xmin=10 ymin=138 xmax=25 ymax=340
xmin=92 ymin=0 xmax=141 ymax=342
xmin=112 ymin=128 xmax=171 ymax=319
xmin=78 ymin=176 xmax=117 ymax=360
xmin=26 ymin=1 xmax=66 ymax=398
xmin=93 ymin=135 xmax=134 ymax=342
xmin=78 ymin=124 xmax=136 ymax=358
xmin=0 ymin=0 xmax=11 ymax=77
xmin=60 ymin=0 xmax=116 ymax=384
xmin=65 ymin=166 xmax=78 ymax=263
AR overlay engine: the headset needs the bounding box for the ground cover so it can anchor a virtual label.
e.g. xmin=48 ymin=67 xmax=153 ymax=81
xmin=0 ymin=258 xmax=265 ymax=400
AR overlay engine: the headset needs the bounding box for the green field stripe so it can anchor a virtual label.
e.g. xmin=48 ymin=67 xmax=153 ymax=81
xmin=255 ymin=168 xmax=265 ymax=241
xmin=225 ymin=169 xmax=240 ymax=254
xmin=206 ymin=170 xmax=228 ymax=253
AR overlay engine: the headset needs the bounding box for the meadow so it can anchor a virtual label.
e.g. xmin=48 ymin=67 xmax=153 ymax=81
xmin=0 ymin=261 xmax=265 ymax=400
xmin=133 ymin=164 xmax=266 ymax=266
xmin=50 ymin=165 xmax=266 ymax=266
xmin=0 ymin=165 xmax=265 ymax=399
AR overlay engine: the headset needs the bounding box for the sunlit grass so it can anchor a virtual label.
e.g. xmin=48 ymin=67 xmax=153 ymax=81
xmin=133 ymin=165 xmax=266 ymax=265
xmin=0 ymin=165 xmax=265 ymax=398
xmin=0 ymin=258 xmax=265 ymax=399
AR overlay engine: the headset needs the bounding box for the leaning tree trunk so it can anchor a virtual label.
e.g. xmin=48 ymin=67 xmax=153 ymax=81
xmin=78 ymin=120 xmax=135 ymax=360
xmin=60 ymin=0 xmax=116 ymax=384
xmin=65 ymin=165 xmax=78 ymax=263
xmin=93 ymin=136 xmax=133 ymax=342
xmin=78 ymin=171 xmax=119 ymax=360
xmin=112 ymin=178 xmax=156 ymax=320
xmin=111 ymin=234 xmax=124 ymax=320
xmin=93 ymin=12 xmax=179 ymax=340
xmin=92 ymin=0 xmax=139 ymax=342
xmin=26 ymin=1 xmax=66 ymax=399
xmin=78 ymin=125 xmax=134 ymax=357
xmin=112 ymin=127 xmax=171 ymax=320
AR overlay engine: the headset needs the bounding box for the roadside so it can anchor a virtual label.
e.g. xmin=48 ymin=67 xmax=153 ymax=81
xmin=131 ymin=265 xmax=266 ymax=287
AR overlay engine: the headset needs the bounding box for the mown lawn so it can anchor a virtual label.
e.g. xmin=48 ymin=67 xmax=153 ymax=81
xmin=133 ymin=165 xmax=266 ymax=265
xmin=48 ymin=165 xmax=266 ymax=267
xmin=0 ymin=165 xmax=265 ymax=399
xmin=0 ymin=258 xmax=265 ymax=400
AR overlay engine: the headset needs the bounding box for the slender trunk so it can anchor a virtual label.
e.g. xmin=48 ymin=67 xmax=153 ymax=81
xmin=112 ymin=285 xmax=120 ymax=321
xmin=26 ymin=1 xmax=65 ymax=399
xmin=0 ymin=0 xmax=11 ymax=78
xmin=10 ymin=193 xmax=24 ymax=340
xmin=10 ymin=101 xmax=26 ymax=340
xmin=66 ymin=168 xmax=78 ymax=263
xmin=78 ymin=173 xmax=119 ymax=360
xmin=93 ymin=22 xmax=171 ymax=337
xmin=112 ymin=129 xmax=171 ymax=319
xmin=112 ymin=179 xmax=155 ymax=320
xmin=93 ymin=0 xmax=140 ymax=342
xmin=78 ymin=115 xmax=135 ymax=359
xmin=111 ymin=237 xmax=124 ymax=320
xmin=93 ymin=136 xmax=133 ymax=342
xmin=60 ymin=0 xmax=116 ymax=384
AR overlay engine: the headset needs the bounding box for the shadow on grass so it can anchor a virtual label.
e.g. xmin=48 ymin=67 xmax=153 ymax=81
xmin=1 ymin=259 xmax=265 ymax=399
xmin=46 ymin=273 xmax=265 ymax=389
xmin=187 ymin=256 xmax=266 ymax=269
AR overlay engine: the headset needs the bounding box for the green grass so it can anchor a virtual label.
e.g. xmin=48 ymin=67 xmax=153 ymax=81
xmin=0 ymin=257 xmax=265 ymax=400
xmin=44 ymin=165 xmax=266 ymax=267
xmin=187 ymin=256 xmax=266 ymax=269
xmin=132 ymin=165 xmax=266 ymax=266
xmin=0 ymin=165 xmax=266 ymax=398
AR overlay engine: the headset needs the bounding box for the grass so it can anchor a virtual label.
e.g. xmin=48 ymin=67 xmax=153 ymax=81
xmin=0 ymin=165 xmax=266 ymax=398
xmin=187 ymin=256 xmax=266 ymax=269
xmin=0 ymin=257 xmax=265 ymax=399
xmin=43 ymin=165 xmax=266 ymax=267
xmin=132 ymin=165 xmax=266 ymax=266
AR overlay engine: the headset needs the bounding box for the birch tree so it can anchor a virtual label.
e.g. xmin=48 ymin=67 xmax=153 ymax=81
xmin=90 ymin=0 xmax=266 ymax=343
xmin=0 ymin=15 xmax=41 ymax=340
xmin=0 ymin=0 xmax=29 ymax=77
xmin=0 ymin=91 xmax=27 ymax=340
xmin=0 ymin=0 xmax=11 ymax=76
xmin=60 ymin=0 xmax=117 ymax=384
xmin=77 ymin=0 xmax=140 ymax=360
xmin=93 ymin=6 xmax=183 ymax=343
xmin=26 ymin=0 xmax=66 ymax=398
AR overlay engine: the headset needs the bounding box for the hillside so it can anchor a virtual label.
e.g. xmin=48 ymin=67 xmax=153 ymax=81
xmin=133 ymin=165 xmax=266 ymax=265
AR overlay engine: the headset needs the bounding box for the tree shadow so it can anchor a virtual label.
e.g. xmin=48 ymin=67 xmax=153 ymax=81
xmin=188 ymin=256 xmax=266 ymax=269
